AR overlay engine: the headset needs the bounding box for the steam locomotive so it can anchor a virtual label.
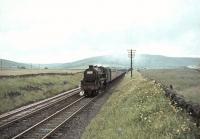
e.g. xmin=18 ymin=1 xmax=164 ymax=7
xmin=81 ymin=65 xmax=112 ymax=97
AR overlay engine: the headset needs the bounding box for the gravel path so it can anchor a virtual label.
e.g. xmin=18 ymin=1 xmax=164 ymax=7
xmin=49 ymin=77 xmax=124 ymax=139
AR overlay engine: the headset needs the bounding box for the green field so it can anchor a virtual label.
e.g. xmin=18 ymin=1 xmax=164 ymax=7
xmin=0 ymin=69 xmax=83 ymax=76
xmin=0 ymin=72 xmax=83 ymax=114
xmin=82 ymin=72 xmax=200 ymax=139
xmin=140 ymin=68 xmax=200 ymax=103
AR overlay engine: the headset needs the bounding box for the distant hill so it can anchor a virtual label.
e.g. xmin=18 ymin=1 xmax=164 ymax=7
xmin=61 ymin=54 xmax=200 ymax=69
xmin=1 ymin=54 xmax=200 ymax=69
xmin=0 ymin=59 xmax=63 ymax=69
xmin=134 ymin=55 xmax=200 ymax=69
xmin=60 ymin=56 xmax=128 ymax=69
xmin=0 ymin=59 xmax=30 ymax=69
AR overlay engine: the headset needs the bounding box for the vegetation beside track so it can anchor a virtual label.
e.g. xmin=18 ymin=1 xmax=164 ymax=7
xmin=0 ymin=73 xmax=82 ymax=114
xmin=82 ymin=72 xmax=200 ymax=139
xmin=140 ymin=68 xmax=200 ymax=103
xmin=0 ymin=69 xmax=83 ymax=76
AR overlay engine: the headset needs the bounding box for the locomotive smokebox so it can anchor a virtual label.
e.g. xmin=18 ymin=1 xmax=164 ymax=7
xmin=89 ymin=65 xmax=93 ymax=69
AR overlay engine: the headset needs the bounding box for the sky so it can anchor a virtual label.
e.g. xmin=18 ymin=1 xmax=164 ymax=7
xmin=0 ymin=0 xmax=200 ymax=63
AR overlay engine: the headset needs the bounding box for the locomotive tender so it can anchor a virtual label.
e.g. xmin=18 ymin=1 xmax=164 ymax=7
xmin=81 ymin=65 xmax=112 ymax=97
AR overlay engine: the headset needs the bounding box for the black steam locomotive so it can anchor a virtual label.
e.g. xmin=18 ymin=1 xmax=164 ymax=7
xmin=81 ymin=65 xmax=112 ymax=97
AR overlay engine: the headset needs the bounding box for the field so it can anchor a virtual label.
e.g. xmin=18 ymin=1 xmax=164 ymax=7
xmin=0 ymin=72 xmax=83 ymax=114
xmin=0 ymin=69 xmax=83 ymax=76
xmin=82 ymin=72 xmax=200 ymax=139
xmin=140 ymin=68 xmax=200 ymax=103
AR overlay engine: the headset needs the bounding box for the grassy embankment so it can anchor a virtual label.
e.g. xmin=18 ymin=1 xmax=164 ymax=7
xmin=0 ymin=72 xmax=82 ymax=114
xmin=82 ymin=72 xmax=200 ymax=139
xmin=140 ymin=69 xmax=200 ymax=103
xmin=0 ymin=69 xmax=83 ymax=76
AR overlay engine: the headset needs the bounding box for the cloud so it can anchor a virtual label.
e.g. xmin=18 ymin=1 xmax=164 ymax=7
xmin=0 ymin=0 xmax=200 ymax=63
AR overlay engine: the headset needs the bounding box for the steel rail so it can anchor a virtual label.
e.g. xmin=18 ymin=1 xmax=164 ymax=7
xmin=0 ymin=88 xmax=81 ymax=129
xmin=42 ymin=96 xmax=97 ymax=139
xmin=0 ymin=87 xmax=80 ymax=121
xmin=12 ymin=96 xmax=85 ymax=139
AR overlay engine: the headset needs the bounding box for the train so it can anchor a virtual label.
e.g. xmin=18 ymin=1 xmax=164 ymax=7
xmin=81 ymin=65 xmax=126 ymax=97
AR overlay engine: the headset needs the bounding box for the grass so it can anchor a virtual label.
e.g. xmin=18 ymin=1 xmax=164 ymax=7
xmin=140 ymin=68 xmax=200 ymax=103
xmin=82 ymin=72 xmax=200 ymax=139
xmin=0 ymin=73 xmax=83 ymax=114
xmin=0 ymin=69 xmax=83 ymax=76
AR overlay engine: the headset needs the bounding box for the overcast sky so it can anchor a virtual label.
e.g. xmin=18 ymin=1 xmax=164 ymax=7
xmin=0 ymin=0 xmax=200 ymax=63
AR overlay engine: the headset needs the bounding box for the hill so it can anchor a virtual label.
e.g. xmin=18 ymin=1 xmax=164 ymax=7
xmin=1 ymin=54 xmax=200 ymax=69
xmin=61 ymin=55 xmax=127 ymax=69
xmin=61 ymin=54 xmax=200 ymax=69
xmin=135 ymin=54 xmax=200 ymax=69
xmin=0 ymin=59 xmax=62 ymax=69
xmin=0 ymin=59 xmax=30 ymax=69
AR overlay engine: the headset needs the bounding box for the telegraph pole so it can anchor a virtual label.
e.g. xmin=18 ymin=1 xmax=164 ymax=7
xmin=128 ymin=49 xmax=136 ymax=78
xmin=0 ymin=59 xmax=2 ymax=71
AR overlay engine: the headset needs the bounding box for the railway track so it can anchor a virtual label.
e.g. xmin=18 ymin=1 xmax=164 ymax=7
xmin=0 ymin=88 xmax=80 ymax=127
xmin=0 ymin=88 xmax=81 ymax=139
xmin=12 ymin=96 xmax=95 ymax=139
xmin=0 ymin=72 xmax=126 ymax=139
